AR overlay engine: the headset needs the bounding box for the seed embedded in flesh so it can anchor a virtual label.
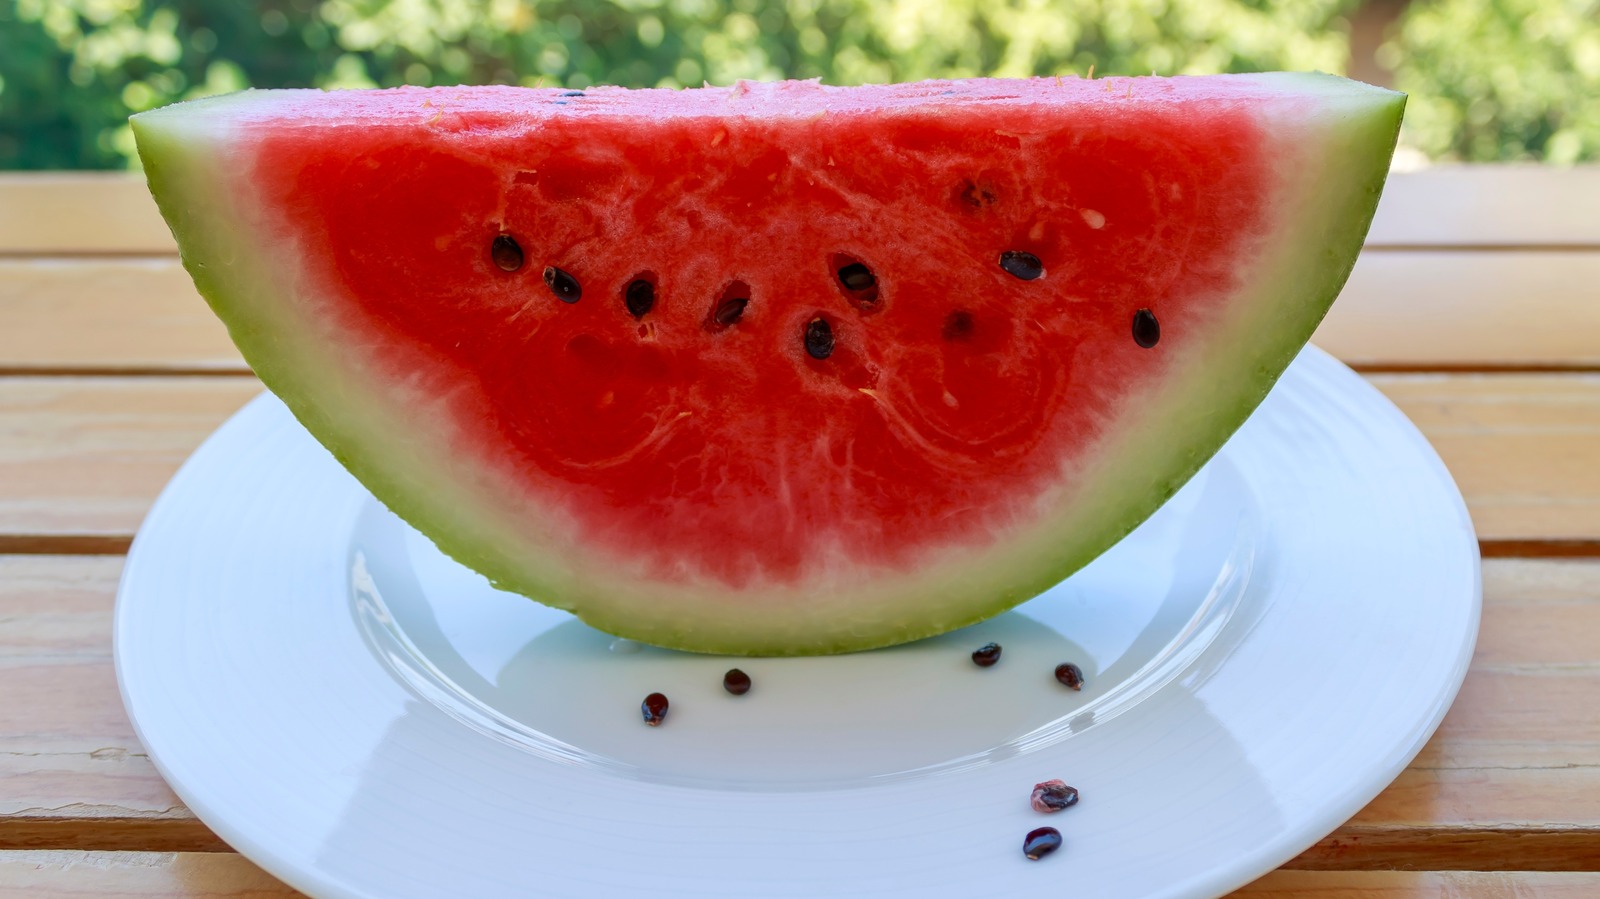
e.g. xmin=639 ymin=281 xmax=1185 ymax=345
xmin=710 ymin=295 xmax=749 ymax=329
xmin=832 ymin=255 xmax=881 ymax=311
xmin=625 ymin=278 xmax=655 ymax=318
xmin=544 ymin=266 xmax=582 ymax=303
xmin=971 ymin=642 xmax=1002 ymax=667
xmin=943 ymin=310 xmax=974 ymax=341
xmin=641 ymin=692 xmax=669 ymax=726
xmin=561 ymin=90 xmax=585 ymax=97
xmin=1030 ymin=780 xmax=1080 ymax=812
xmin=1023 ymin=827 xmax=1063 ymax=860
xmin=999 ymin=250 xmax=1044 ymax=280
xmin=837 ymin=262 xmax=876 ymax=292
xmin=723 ymin=668 xmax=752 ymax=696
xmin=491 ymin=235 xmax=524 ymax=272
xmin=804 ymin=317 xmax=835 ymax=360
xmin=1133 ymin=307 xmax=1161 ymax=348
xmin=959 ymin=180 xmax=998 ymax=209
xmin=1055 ymin=662 xmax=1085 ymax=691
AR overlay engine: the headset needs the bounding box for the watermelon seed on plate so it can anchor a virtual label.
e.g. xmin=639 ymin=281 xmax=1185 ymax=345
xmin=1023 ymin=827 xmax=1064 ymax=860
xmin=1030 ymin=780 xmax=1080 ymax=812
xmin=1133 ymin=307 xmax=1161 ymax=348
xmin=723 ymin=668 xmax=752 ymax=695
xmin=543 ymin=266 xmax=581 ymax=303
xmin=999 ymin=250 xmax=1044 ymax=280
xmin=1054 ymin=662 xmax=1085 ymax=691
xmin=490 ymin=234 xmax=524 ymax=272
xmin=641 ymin=692 xmax=669 ymax=726
xmin=971 ymin=642 xmax=1002 ymax=667
xmin=943 ymin=310 xmax=974 ymax=341
xmin=624 ymin=277 xmax=656 ymax=318
xmin=804 ymin=317 xmax=834 ymax=360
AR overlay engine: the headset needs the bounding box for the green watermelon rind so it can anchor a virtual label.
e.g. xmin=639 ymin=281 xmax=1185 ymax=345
xmin=133 ymin=75 xmax=1403 ymax=656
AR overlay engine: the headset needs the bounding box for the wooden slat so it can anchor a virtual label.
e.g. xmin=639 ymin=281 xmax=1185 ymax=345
xmin=4 ymin=252 xmax=1596 ymax=374
xmin=0 ymin=556 xmax=223 ymax=853
xmin=1316 ymin=252 xmax=1600 ymax=370
xmin=3 ymin=852 xmax=1594 ymax=899
xmin=0 ymin=260 xmax=242 ymax=375
xmin=0 ymin=379 xmax=261 ymax=542
xmin=1366 ymin=166 xmax=1600 ymax=248
xmin=3 ymin=374 xmax=1595 ymax=546
xmin=3 ymin=555 xmax=1595 ymax=867
xmin=1233 ymin=870 xmax=1600 ymax=897
xmin=1 ymin=167 xmax=1596 ymax=257
xmin=0 ymin=851 xmax=301 ymax=898
xmin=0 ymin=175 xmax=175 ymax=257
xmin=1370 ymin=374 xmax=1600 ymax=544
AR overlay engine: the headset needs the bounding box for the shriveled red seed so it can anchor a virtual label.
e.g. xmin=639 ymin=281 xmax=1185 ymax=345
xmin=1133 ymin=307 xmax=1161 ymax=348
xmin=490 ymin=234 xmax=524 ymax=272
xmin=723 ymin=668 xmax=752 ymax=696
xmin=971 ymin=642 xmax=1002 ymax=667
xmin=1055 ymin=662 xmax=1085 ymax=691
xmin=641 ymin=692 xmax=669 ymax=726
xmin=1023 ymin=826 xmax=1063 ymax=860
xmin=1030 ymin=780 xmax=1079 ymax=812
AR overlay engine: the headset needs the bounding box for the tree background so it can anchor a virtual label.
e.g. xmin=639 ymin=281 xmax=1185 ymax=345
xmin=2 ymin=0 xmax=1596 ymax=170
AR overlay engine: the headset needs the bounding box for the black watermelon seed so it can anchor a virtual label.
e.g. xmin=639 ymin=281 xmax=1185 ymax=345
xmin=624 ymin=278 xmax=655 ymax=318
xmin=544 ymin=266 xmax=581 ymax=303
xmin=710 ymin=296 xmax=749 ymax=329
xmin=804 ymin=317 xmax=834 ymax=360
xmin=832 ymin=254 xmax=881 ymax=311
xmin=943 ymin=310 xmax=974 ymax=341
xmin=1030 ymin=780 xmax=1080 ymax=812
xmin=1055 ymin=662 xmax=1085 ymax=691
xmin=999 ymin=251 xmax=1044 ymax=280
xmin=971 ymin=642 xmax=1002 ymax=667
xmin=837 ymin=262 xmax=876 ymax=292
xmin=561 ymin=90 xmax=586 ymax=97
xmin=641 ymin=692 xmax=669 ymax=726
xmin=1133 ymin=307 xmax=1161 ymax=348
xmin=1023 ymin=827 xmax=1063 ymax=860
xmin=491 ymin=235 xmax=524 ymax=272
xmin=723 ymin=668 xmax=752 ymax=695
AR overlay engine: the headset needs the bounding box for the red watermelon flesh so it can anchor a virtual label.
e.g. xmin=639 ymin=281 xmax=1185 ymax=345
xmin=133 ymin=75 xmax=1403 ymax=654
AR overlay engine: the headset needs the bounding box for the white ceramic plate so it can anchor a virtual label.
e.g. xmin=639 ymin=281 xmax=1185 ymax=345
xmin=116 ymin=346 xmax=1479 ymax=899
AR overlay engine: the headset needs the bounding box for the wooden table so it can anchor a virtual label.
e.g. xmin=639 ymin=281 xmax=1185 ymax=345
xmin=2 ymin=169 xmax=1597 ymax=897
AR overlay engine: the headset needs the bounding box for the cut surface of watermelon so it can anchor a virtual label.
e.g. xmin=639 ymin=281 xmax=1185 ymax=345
xmin=133 ymin=74 xmax=1403 ymax=655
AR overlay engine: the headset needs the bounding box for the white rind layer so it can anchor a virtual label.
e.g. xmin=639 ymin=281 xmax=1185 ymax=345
xmin=133 ymin=75 xmax=1403 ymax=655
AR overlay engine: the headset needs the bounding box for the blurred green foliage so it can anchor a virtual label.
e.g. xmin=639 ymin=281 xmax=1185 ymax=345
xmin=1392 ymin=0 xmax=1600 ymax=163
xmin=0 ymin=0 xmax=1594 ymax=169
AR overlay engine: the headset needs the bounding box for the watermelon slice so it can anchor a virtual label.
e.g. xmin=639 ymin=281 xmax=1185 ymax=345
xmin=132 ymin=75 xmax=1403 ymax=655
